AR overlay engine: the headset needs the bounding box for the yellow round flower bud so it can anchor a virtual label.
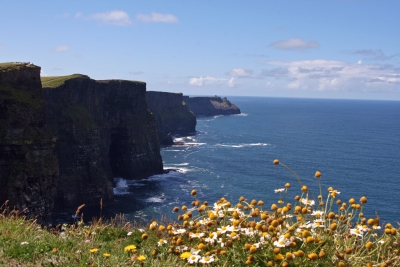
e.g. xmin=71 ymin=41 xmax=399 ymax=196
xmin=307 ymin=253 xmax=318 ymax=260
xmin=273 ymin=159 xmax=279 ymax=165
xmin=315 ymin=171 xmax=322 ymax=178
xmin=360 ymin=196 xmax=367 ymax=204
xmin=365 ymin=241 xmax=373 ymax=249
xmin=191 ymin=189 xmax=197 ymax=196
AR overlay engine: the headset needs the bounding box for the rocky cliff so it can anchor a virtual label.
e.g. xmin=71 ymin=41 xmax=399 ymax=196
xmin=0 ymin=63 xmax=59 ymax=222
xmin=146 ymin=91 xmax=196 ymax=145
xmin=42 ymin=75 xmax=164 ymax=211
xmin=183 ymin=96 xmax=241 ymax=116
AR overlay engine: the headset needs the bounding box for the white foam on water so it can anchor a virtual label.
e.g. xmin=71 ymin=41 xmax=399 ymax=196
xmin=146 ymin=194 xmax=165 ymax=203
xmin=113 ymin=178 xmax=129 ymax=195
xmin=171 ymin=163 xmax=189 ymax=166
xmin=249 ymin=143 xmax=268 ymax=146
xmin=234 ymin=113 xmax=248 ymax=116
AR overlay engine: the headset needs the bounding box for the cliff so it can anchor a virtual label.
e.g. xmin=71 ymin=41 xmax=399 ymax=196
xmin=183 ymin=96 xmax=241 ymax=116
xmin=0 ymin=63 xmax=59 ymax=222
xmin=42 ymin=75 xmax=164 ymax=211
xmin=146 ymin=91 xmax=196 ymax=145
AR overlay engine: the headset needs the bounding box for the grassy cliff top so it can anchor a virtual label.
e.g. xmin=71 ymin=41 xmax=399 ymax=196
xmin=41 ymin=74 xmax=89 ymax=88
xmin=0 ymin=62 xmax=38 ymax=71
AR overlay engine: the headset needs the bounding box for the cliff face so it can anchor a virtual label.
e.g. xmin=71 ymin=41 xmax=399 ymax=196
xmin=43 ymin=75 xmax=163 ymax=210
xmin=146 ymin=91 xmax=196 ymax=145
xmin=183 ymin=96 xmax=241 ymax=116
xmin=0 ymin=63 xmax=59 ymax=222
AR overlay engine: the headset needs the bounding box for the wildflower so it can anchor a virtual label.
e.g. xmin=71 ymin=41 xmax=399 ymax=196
xmin=273 ymin=236 xmax=291 ymax=248
xmin=175 ymin=245 xmax=189 ymax=252
xmin=141 ymin=233 xmax=148 ymax=240
xmin=315 ymin=171 xmax=322 ymax=178
xmin=191 ymin=189 xmax=197 ymax=196
xmin=273 ymin=159 xmax=279 ymax=165
xmin=137 ymin=255 xmax=146 ymax=262
xmin=90 ymin=248 xmax=98 ymax=253
xmin=180 ymin=251 xmax=192 ymax=259
xmin=124 ymin=245 xmax=137 ymax=252
xmin=188 ymin=254 xmax=201 ymax=264
xmin=127 ymin=231 xmax=132 ymax=236
xmin=199 ymin=256 xmax=215 ymax=264
xmin=52 ymin=248 xmax=58 ymax=253
xmin=103 ymin=253 xmax=110 ymax=258
xmin=311 ymin=210 xmax=324 ymax=217
xmin=349 ymin=228 xmax=364 ymax=238
xmin=157 ymin=239 xmax=167 ymax=246
xmin=274 ymin=188 xmax=285 ymax=193
xmin=190 ymin=232 xmax=205 ymax=238
xmin=173 ymin=228 xmax=186 ymax=235
xmin=301 ymin=198 xmax=315 ymax=206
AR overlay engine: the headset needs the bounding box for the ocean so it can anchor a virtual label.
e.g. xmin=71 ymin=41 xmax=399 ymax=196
xmin=108 ymin=96 xmax=400 ymax=225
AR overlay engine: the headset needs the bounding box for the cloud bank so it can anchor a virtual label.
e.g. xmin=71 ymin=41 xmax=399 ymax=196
xmin=263 ymin=59 xmax=400 ymax=92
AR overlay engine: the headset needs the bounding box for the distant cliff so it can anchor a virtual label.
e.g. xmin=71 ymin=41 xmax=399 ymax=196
xmin=183 ymin=96 xmax=241 ymax=116
xmin=43 ymin=75 xmax=164 ymax=211
xmin=0 ymin=63 xmax=59 ymax=222
xmin=146 ymin=91 xmax=196 ymax=145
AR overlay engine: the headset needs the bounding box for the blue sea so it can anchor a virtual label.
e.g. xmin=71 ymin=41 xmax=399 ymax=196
xmin=109 ymin=97 xmax=400 ymax=225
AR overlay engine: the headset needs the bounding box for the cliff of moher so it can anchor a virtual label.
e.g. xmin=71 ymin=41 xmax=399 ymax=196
xmin=0 ymin=63 xmax=59 ymax=222
xmin=146 ymin=91 xmax=196 ymax=145
xmin=183 ymin=96 xmax=241 ymax=116
xmin=0 ymin=62 xmax=164 ymax=221
xmin=42 ymin=74 xmax=163 ymax=211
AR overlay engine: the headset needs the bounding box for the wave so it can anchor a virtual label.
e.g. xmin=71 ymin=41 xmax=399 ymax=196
xmin=146 ymin=193 xmax=166 ymax=203
xmin=113 ymin=178 xmax=130 ymax=195
xmin=216 ymin=143 xmax=268 ymax=148
xmin=234 ymin=113 xmax=248 ymax=116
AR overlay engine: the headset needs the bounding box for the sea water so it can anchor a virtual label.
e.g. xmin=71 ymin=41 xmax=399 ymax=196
xmin=108 ymin=97 xmax=400 ymax=225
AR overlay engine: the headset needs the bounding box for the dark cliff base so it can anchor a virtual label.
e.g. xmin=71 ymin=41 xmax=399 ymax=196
xmin=183 ymin=96 xmax=241 ymax=116
xmin=146 ymin=91 xmax=196 ymax=145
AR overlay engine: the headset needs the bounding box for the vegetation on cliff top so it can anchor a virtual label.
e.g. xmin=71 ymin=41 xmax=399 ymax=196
xmin=41 ymin=74 xmax=89 ymax=88
xmin=0 ymin=62 xmax=37 ymax=72
xmin=0 ymin=160 xmax=399 ymax=266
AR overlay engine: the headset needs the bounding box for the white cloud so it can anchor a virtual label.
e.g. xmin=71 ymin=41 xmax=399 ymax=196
xmin=136 ymin=12 xmax=178 ymax=23
xmin=264 ymin=59 xmax=400 ymax=92
xmin=91 ymin=10 xmax=132 ymax=26
xmin=52 ymin=45 xmax=70 ymax=52
xmin=189 ymin=76 xmax=234 ymax=87
xmin=226 ymin=68 xmax=256 ymax=78
xmin=270 ymin=38 xmax=319 ymax=51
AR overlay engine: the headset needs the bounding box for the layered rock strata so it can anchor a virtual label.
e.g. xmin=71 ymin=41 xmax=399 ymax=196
xmin=43 ymin=75 xmax=164 ymax=211
xmin=183 ymin=96 xmax=240 ymax=116
xmin=0 ymin=63 xmax=59 ymax=222
xmin=146 ymin=91 xmax=196 ymax=145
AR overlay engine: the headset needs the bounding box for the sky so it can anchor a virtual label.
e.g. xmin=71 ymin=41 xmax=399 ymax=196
xmin=1 ymin=1 xmax=400 ymax=100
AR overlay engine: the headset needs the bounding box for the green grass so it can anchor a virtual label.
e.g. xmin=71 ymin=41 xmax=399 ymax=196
xmin=0 ymin=62 xmax=37 ymax=71
xmin=0 ymin=161 xmax=399 ymax=266
xmin=41 ymin=74 xmax=89 ymax=88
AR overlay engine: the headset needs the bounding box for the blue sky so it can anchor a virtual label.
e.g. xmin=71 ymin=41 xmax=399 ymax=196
xmin=1 ymin=1 xmax=400 ymax=100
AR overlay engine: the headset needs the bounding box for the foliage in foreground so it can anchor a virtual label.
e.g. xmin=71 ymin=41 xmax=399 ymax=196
xmin=0 ymin=160 xmax=399 ymax=267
